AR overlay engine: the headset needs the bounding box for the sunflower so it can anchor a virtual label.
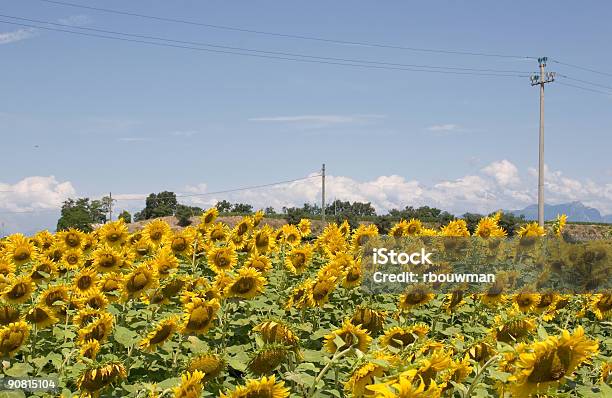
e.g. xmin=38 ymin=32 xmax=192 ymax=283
xmin=252 ymin=210 xmax=265 ymax=227
xmin=92 ymin=245 xmax=123 ymax=273
xmin=207 ymin=222 xmax=229 ymax=244
xmin=0 ymin=321 xmax=31 ymax=357
xmin=517 ymin=222 xmax=546 ymax=245
xmin=79 ymin=339 xmax=101 ymax=360
xmin=181 ymin=298 xmax=220 ymax=335
xmin=366 ymin=369 xmax=442 ymax=398
xmin=350 ymin=224 xmax=378 ymax=251
xmin=78 ymin=312 xmax=114 ymax=343
xmin=297 ymin=218 xmax=311 ymax=237
xmin=2 ymin=275 xmax=35 ymax=304
xmin=380 ymin=324 xmax=429 ymax=349
xmin=39 ymin=284 xmax=70 ymax=313
xmin=311 ymin=276 xmax=337 ymax=307
xmin=163 ymin=229 xmax=196 ymax=258
xmin=74 ymin=268 xmax=98 ymax=296
xmin=44 ymin=242 xmax=64 ymax=264
xmin=199 ymin=208 xmax=219 ymax=231
xmin=475 ymin=216 xmax=506 ymax=239
xmin=389 ymin=220 xmax=409 ymax=238
xmin=139 ymin=316 xmax=179 ymax=351
xmin=172 ymin=370 xmax=205 ymax=398
xmin=551 ymin=214 xmax=567 ymax=237
xmin=77 ymin=361 xmax=127 ymax=396
xmin=588 ymin=293 xmax=612 ymax=320
xmin=508 ymin=326 xmax=598 ymax=398
xmin=187 ymin=353 xmax=226 ymax=382
xmin=81 ymin=289 xmax=109 ymax=310
xmin=440 ymin=219 xmax=470 ymax=238
xmin=0 ymin=257 xmax=15 ymax=276
xmin=25 ymin=304 xmax=59 ymax=329
xmin=73 ymin=308 xmax=101 ymax=328
xmin=398 ymin=285 xmax=434 ymax=311
xmin=29 ymin=258 xmax=56 ymax=283
xmin=443 ymin=289 xmax=466 ymax=312
xmin=224 ymin=267 xmax=267 ymax=299
xmin=244 ymin=252 xmax=272 ymax=273
xmin=253 ymin=320 xmax=300 ymax=348
xmin=493 ymin=309 xmax=536 ymax=343
xmin=98 ymin=219 xmax=129 ymax=246
xmin=284 ymin=245 xmax=313 ymax=274
xmin=220 ymin=375 xmax=289 ymax=398
xmin=122 ymin=264 xmax=158 ymax=300
xmin=0 ymin=304 xmax=20 ymax=326
xmin=143 ymin=219 xmax=172 ymax=247
xmin=33 ymin=230 xmax=55 ymax=251
xmin=324 ymin=319 xmax=372 ymax=354
xmin=467 ymin=340 xmax=497 ymax=364
xmin=343 ymin=260 xmax=363 ymax=289
xmin=345 ymin=352 xmax=394 ymax=397
xmin=284 ymin=279 xmax=315 ymax=310
xmin=57 ymin=228 xmax=84 ymax=250
xmin=351 ymin=306 xmax=386 ymax=335
xmin=133 ymin=235 xmax=154 ymax=259
xmin=514 ymin=292 xmax=540 ymax=312
xmin=5 ymin=234 xmax=37 ymax=267
xmin=207 ymin=245 xmax=237 ymax=274
xmin=151 ymin=246 xmax=180 ymax=278
xmin=248 ymin=344 xmax=290 ymax=375
xmin=98 ymin=273 xmax=124 ymax=301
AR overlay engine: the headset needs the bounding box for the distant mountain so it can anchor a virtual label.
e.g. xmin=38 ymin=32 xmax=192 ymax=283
xmin=510 ymin=201 xmax=611 ymax=223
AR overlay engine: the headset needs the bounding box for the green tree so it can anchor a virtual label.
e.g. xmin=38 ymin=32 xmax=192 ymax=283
xmin=216 ymin=200 xmax=232 ymax=213
xmin=57 ymin=198 xmax=106 ymax=232
xmin=175 ymin=204 xmax=203 ymax=227
xmin=118 ymin=210 xmax=132 ymax=224
xmin=232 ymin=203 xmax=253 ymax=214
xmin=462 ymin=212 xmax=484 ymax=234
xmin=137 ymin=191 xmax=178 ymax=220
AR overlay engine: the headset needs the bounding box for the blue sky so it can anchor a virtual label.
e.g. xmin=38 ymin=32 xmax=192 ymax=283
xmin=1 ymin=1 xmax=611 ymax=233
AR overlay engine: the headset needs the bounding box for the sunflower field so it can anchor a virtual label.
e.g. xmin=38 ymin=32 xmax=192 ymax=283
xmin=0 ymin=209 xmax=610 ymax=397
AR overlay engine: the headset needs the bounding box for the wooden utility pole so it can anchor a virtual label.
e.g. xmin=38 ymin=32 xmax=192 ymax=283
xmin=531 ymin=58 xmax=555 ymax=227
xmin=321 ymin=164 xmax=326 ymax=223
xmin=109 ymin=192 xmax=113 ymax=222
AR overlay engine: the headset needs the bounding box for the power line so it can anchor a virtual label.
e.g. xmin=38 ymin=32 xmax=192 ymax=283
xmin=114 ymin=175 xmax=322 ymax=202
xmin=36 ymin=0 xmax=535 ymax=60
xmin=0 ymin=174 xmax=322 ymax=214
xmin=0 ymin=19 xmax=531 ymax=78
xmin=557 ymin=74 xmax=612 ymax=92
xmin=551 ymin=59 xmax=612 ymax=78
xmin=0 ymin=14 xmax=534 ymax=75
xmin=556 ymin=81 xmax=612 ymax=96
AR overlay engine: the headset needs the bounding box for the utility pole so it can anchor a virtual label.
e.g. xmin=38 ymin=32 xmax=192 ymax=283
xmin=109 ymin=192 xmax=113 ymax=222
xmin=530 ymin=57 xmax=555 ymax=227
xmin=321 ymin=164 xmax=326 ymax=223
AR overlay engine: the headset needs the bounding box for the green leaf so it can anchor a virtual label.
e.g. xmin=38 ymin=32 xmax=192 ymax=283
xmin=114 ymin=325 xmax=138 ymax=347
xmin=4 ymin=362 xmax=33 ymax=377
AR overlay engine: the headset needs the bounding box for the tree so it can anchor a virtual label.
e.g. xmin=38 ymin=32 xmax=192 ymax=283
xmin=232 ymin=203 xmax=253 ymax=214
xmin=56 ymin=198 xmax=106 ymax=232
xmin=264 ymin=206 xmax=276 ymax=215
xmin=495 ymin=212 xmax=525 ymax=236
xmin=137 ymin=191 xmax=178 ymax=220
xmin=216 ymin=200 xmax=232 ymax=213
xmin=175 ymin=204 xmax=194 ymax=227
xmin=462 ymin=212 xmax=484 ymax=234
xmin=118 ymin=210 xmax=132 ymax=224
xmin=374 ymin=215 xmax=394 ymax=235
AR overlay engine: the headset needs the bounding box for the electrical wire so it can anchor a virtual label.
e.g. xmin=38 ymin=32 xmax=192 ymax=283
xmin=0 ymin=14 xmax=534 ymax=75
xmin=557 ymin=74 xmax=612 ymax=92
xmin=0 ymin=19 xmax=531 ymax=78
xmin=556 ymin=81 xmax=612 ymax=96
xmin=552 ymin=59 xmax=612 ymax=78
xmin=35 ymin=0 xmax=536 ymax=60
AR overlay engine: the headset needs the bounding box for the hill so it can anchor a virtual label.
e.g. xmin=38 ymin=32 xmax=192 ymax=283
xmin=510 ymin=201 xmax=612 ymax=223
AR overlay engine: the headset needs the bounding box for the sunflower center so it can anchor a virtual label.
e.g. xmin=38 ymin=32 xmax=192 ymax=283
xmin=107 ymin=233 xmax=121 ymax=242
xmin=346 ymin=269 xmax=361 ymax=282
xmin=128 ymin=272 xmax=150 ymax=291
xmin=233 ymin=278 xmax=255 ymax=294
xmin=150 ymin=231 xmax=163 ymax=241
xmin=172 ymin=238 xmax=188 ymax=252
xmin=187 ymin=306 xmax=212 ymax=330
xmin=8 ymin=283 xmax=28 ymax=299
xmin=404 ymin=291 xmax=426 ymax=305
xmin=291 ymin=253 xmax=306 ymax=267
xmin=215 ymin=254 xmax=230 ymax=268
xmin=527 ymin=350 xmax=568 ymax=383
xmin=13 ymin=248 xmax=31 ymax=262
xmin=65 ymin=233 xmax=80 ymax=247
xmin=77 ymin=276 xmax=93 ymax=290
xmin=149 ymin=324 xmax=173 ymax=344
xmin=99 ymin=254 xmax=117 ymax=268
xmin=67 ymin=254 xmax=79 ymax=265
xmin=597 ymin=295 xmax=612 ymax=311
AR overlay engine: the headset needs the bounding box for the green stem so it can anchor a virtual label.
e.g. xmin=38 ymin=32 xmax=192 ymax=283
xmin=464 ymin=354 xmax=500 ymax=398
xmin=307 ymin=346 xmax=353 ymax=396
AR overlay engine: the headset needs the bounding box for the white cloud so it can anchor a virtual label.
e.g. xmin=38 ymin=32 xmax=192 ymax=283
xmin=249 ymin=114 xmax=385 ymax=127
xmin=179 ymin=161 xmax=612 ymax=215
xmin=0 ymin=28 xmax=36 ymax=45
xmin=117 ymin=137 xmax=151 ymax=142
xmin=0 ymin=176 xmax=76 ymax=212
xmin=426 ymin=123 xmax=459 ymax=132
xmin=58 ymin=15 xmax=92 ymax=26
xmin=482 ymin=159 xmax=521 ymax=187
xmin=171 ymin=130 xmax=198 ymax=137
